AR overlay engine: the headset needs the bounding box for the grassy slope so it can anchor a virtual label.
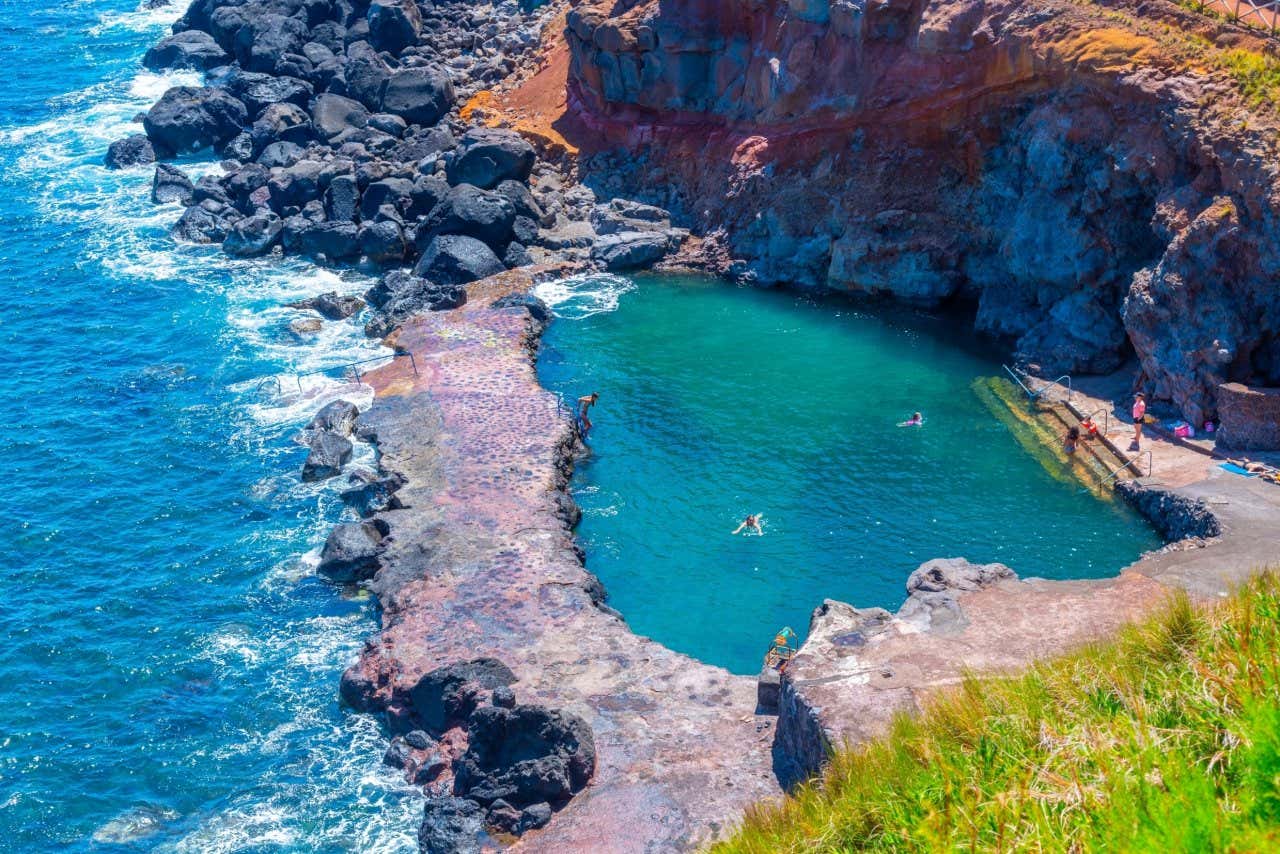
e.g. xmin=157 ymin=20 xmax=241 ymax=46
xmin=717 ymin=572 xmax=1280 ymax=853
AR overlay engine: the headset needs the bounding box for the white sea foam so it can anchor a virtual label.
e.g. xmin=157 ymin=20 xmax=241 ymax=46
xmin=90 ymin=1 xmax=184 ymax=37
xmin=13 ymin=31 xmax=411 ymax=851
xmin=534 ymin=272 xmax=636 ymax=319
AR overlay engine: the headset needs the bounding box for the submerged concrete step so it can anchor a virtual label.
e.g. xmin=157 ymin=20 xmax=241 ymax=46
xmin=971 ymin=377 xmax=1123 ymax=500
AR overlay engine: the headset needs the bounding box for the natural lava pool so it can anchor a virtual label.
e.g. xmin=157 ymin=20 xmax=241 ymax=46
xmin=535 ymin=273 xmax=1161 ymax=674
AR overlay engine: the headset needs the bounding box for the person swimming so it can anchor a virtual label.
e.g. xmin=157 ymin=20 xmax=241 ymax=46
xmin=732 ymin=514 xmax=763 ymax=536
xmin=898 ymin=411 xmax=924 ymax=427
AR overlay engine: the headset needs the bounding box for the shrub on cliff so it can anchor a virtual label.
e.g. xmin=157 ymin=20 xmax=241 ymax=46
xmin=719 ymin=571 xmax=1280 ymax=852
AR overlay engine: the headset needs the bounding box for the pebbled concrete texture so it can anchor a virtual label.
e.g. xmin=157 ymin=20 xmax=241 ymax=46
xmin=344 ymin=268 xmax=782 ymax=851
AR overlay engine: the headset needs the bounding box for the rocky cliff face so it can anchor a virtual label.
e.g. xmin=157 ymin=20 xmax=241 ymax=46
xmin=562 ymin=0 xmax=1280 ymax=426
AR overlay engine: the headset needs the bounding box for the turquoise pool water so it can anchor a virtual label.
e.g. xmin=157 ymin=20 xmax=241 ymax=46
xmin=535 ymin=274 xmax=1162 ymax=675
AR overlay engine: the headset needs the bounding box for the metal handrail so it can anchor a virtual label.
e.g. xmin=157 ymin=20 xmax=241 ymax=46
xmin=1002 ymin=364 xmax=1072 ymax=403
xmin=1100 ymin=450 xmax=1153 ymax=486
xmin=1034 ymin=374 xmax=1073 ymax=403
xmin=293 ymin=350 xmax=418 ymax=392
xmin=1002 ymin=364 xmax=1034 ymax=397
xmin=1079 ymin=406 xmax=1109 ymax=437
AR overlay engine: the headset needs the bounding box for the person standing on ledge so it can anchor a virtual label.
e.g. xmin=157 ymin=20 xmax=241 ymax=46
xmin=576 ymin=392 xmax=599 ymax=435
xmin=1131 ymin=392 xmax=1147 ymax=451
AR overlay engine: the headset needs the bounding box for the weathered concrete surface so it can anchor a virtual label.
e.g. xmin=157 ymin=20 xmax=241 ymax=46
xmin=345 ymin=268 xmax=780 ymax=851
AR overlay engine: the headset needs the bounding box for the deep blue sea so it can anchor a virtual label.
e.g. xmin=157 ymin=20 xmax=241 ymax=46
xmin=0 ymin=3 xmax=421 ymax=850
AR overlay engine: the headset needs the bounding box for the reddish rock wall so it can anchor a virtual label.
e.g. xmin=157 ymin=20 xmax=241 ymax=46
xmin=558 ymin=0 xmax=1280 ymax=427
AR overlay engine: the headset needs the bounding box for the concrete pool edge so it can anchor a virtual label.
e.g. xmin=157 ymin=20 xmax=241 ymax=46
xmin=343 ymin=269 xmax=1280 ymax=850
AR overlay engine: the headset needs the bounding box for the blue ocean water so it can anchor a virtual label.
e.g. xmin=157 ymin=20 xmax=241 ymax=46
xmin=536 ymin=275 xmax=1162 ymax=675
xmin=0 ymin=3 xmax=420 ymax=850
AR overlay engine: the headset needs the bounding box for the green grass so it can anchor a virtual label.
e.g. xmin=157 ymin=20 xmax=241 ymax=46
xmin=717 ymin=572 xmax=1280 ymax=853
xmin=1216 ymin=48 xmax=1280 ymax=107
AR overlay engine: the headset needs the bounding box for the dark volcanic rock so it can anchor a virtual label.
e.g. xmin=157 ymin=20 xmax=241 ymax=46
xmin=226 ymin=71 xmax=313 ymax=117
xmin=223 ymin=212 xmax=283 ymax=256
xmin=235 ymin=12 xmax=308 ymax=74
xmin=364 ymin=270 xmax=467 ymax=335
xmin=307 ymin=400 xmax=360 ymax=436
xmin=151 ymin=163 xmax=194 ymax=205
xmin=502 ymin=241 xmax=533 ymax=269
xmin=290 ymin=291 xmax=366 ymax=320
xmin=282 ymin=217 xmax=361 ymax=260
xmin=249 ymin=100 xmax=312 ymax=145
xmin=590 ymin=231 xmax=668 ymax=270
xmin=380 ymin=65 xmax=454 ymax=126
xmin=453 ymin=704 xmax=596 ymax=807
xmin=172 ymin=201 xmax=234 ymax=243
xmin=257 ymin=140 xmax=305 ymax=168
xmin=490 ymin=292 xmax=549 ymax=324
xmin=418 ymin=184 xmax=515 ymax=250
xmin=367 ymin=0 xmax=422 ymax=54
xmin=446 ymin=128 xmax=536 ymax=190
xmin=413 ymin=234 xmax=505 ymax=286
xmin=310 ymin=93 xmax=370 ymax=140
xmin=486 ymin=800 xmax=521 ymax=834
xmin=518 ymin=802 xmax=552 ymax=833
xmin=391 ymin=126 xmax=456 ymax=166
xmin=301 ymin=430 xmax=353 ymax=482
xmin=143 ymin=86 xmax=247 ymax=156
xmin=360 ymin=177 xmax=414 ymax=220
xmin=360 ymin=220 xmax=408 ymax=263
xmin=418 ymin=797 xmax=487 ymax=854
xmin=367 ymin=112 xmax=407 ymax=137
xmin=324 ymin=174 xmax=360 ymax=222
xmin=408 ymin=658 xmax=517 ymax=733
xmin=144 ymin=30 xmax=229 ymax=71
xmin=1115 ymin=480 xmax=1222 ymax=541
xmin=340 ymin=469 xmax=406 ymax=516
xmin=343 ymin=41 xmax=392 ymax=110
xmin=316 ymin=518 xmax=388 ymax=583
xmin=105 ymin=135 xmax=156 ymax=170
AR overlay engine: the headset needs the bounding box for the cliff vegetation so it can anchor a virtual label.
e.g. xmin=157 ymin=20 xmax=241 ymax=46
xmin=717 ymin=571 xmax=1280 ymax=852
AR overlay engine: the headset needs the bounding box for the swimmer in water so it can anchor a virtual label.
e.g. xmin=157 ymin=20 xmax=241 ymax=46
xmin=898 ymin=411 xmax=923 ymax=427
xmin=732 ymin=514 xmax=763 ymax=536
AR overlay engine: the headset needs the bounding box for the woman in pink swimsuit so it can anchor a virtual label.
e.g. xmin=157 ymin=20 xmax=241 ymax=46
xmin=1131 ymin=392 xmax=1146 ymax=450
